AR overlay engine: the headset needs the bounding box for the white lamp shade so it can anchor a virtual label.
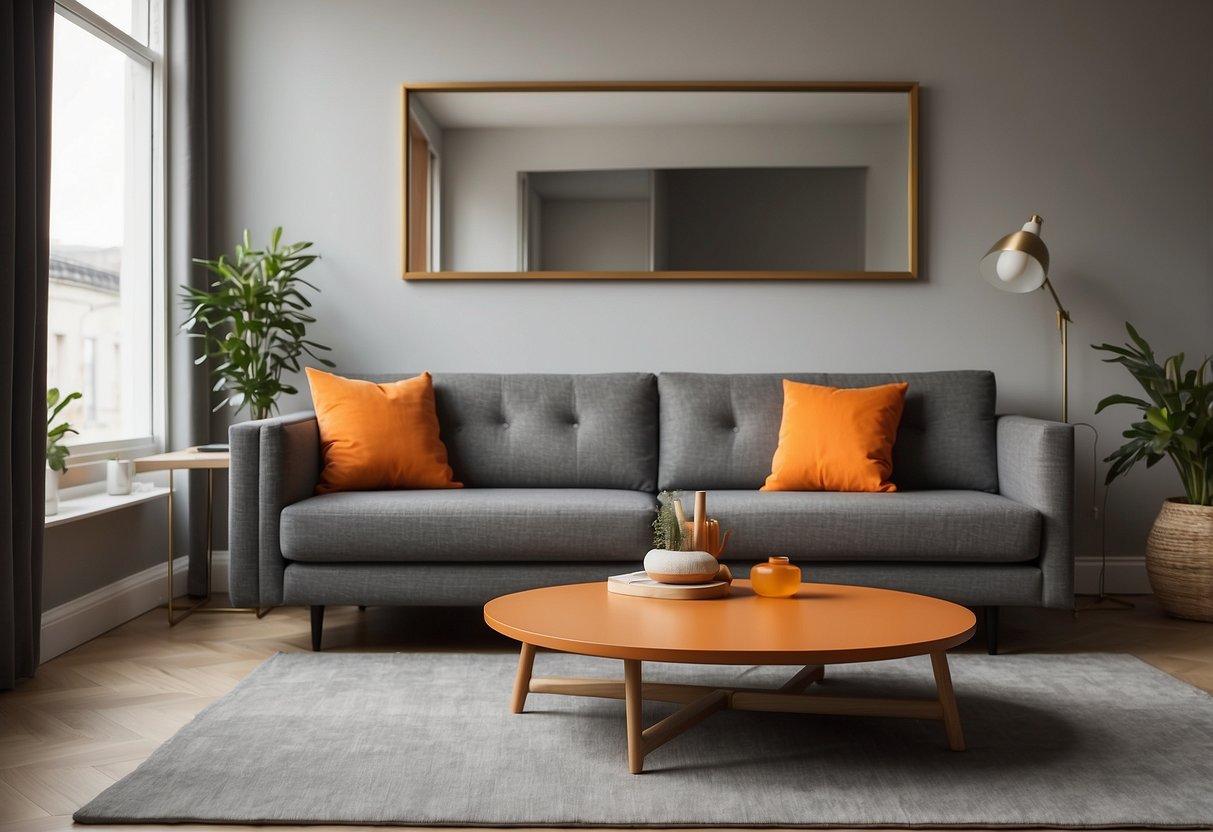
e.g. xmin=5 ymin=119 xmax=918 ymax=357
xmin=980 ymin=247 xmax=1046 ymax=293
xmin=980 ymin=216 xmax=1050 ymax=294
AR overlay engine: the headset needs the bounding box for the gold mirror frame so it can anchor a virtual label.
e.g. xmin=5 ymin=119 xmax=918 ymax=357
xmin=402 ymin=81 xmax=919 ymax=281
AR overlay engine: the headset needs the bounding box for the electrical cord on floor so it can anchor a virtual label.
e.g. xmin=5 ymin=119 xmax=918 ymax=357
xmin=1071 ymin=421 xmax=1135 ymax=612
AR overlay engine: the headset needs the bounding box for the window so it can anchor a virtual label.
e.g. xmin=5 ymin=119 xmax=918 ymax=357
xmin=49 ymin=0 xmax=161 ymax=460
xmin=72 ymin=0 xmax=149 ymax=43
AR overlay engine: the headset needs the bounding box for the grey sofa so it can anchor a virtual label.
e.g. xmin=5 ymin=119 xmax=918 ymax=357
xmin=228 ymin=371 xmax=1074 ymax=653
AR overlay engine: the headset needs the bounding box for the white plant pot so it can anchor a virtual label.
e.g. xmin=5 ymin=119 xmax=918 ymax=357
xmin=106 ymin=459 xmax=133 ymax=495
xmin=45 ymin=467 xmax=60 ymax=516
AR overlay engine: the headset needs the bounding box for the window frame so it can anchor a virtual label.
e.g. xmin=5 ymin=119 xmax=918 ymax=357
xmin=51 ymin=0 xmax=167 ymax=488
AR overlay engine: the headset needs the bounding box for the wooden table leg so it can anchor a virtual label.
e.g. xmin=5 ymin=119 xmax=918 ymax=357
xmin=931 ymin=651 xmax=965 ymax=751
xmin=624 ymin=659 xmax=644 ymax=774
xmin=511 ymin=643 xmax=536 ymax=714
xmin=779 ymin=664 xmax=825 ymax=693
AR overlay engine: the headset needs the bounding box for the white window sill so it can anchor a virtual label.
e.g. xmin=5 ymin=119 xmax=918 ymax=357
xmin=45 ymin=483 xmax=169 ymax=528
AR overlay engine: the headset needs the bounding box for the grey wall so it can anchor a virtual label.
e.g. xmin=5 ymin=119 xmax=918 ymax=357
xmin=43 ymin=502 xmax=166 ymax=610
xmin=206 ymin=0 xmax=1213 ymax=575
xmin=540 ymin=200 xmax=651 ymax=271
xmin=661 ymin=168 xmax=867 ymax=271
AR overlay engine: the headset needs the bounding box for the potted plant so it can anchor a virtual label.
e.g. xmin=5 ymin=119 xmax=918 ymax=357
xmin=180 ymin=227 xmax=334 ymax=423
xmin=46 ymin=388 xmax=81 ymax=516
xmin=1093 ymin=323 xmax=1213 ymax=621
xmin=645 ymin=491 xmax=733 ymax=584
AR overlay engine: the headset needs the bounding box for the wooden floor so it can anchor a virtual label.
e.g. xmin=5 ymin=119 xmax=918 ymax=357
xmin=1 ymin=594 xmax=1211 ymax=832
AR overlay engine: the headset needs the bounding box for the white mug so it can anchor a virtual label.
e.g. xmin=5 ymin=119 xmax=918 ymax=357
xmin=106 ymin=459 xmax=134 ymax=495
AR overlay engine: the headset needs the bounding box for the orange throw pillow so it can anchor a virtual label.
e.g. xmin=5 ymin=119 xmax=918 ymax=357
xmin=761 ymin=379 xmax=908 ymax=493
xmin=306 ymin=368 xmax=461 ymax=494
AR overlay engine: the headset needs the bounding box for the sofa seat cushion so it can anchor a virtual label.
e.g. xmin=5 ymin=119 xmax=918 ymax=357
xmin=699 ymin=490 xmax=1040 ymax=563
xmin=280 ymin=488 xmax=656 ymax=563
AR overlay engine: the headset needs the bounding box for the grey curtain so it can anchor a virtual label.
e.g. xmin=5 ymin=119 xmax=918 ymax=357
xmin=168 ymin=0 xmax=212 ymax=595
xmin=1 ymin=0 xmax=54 ymax=690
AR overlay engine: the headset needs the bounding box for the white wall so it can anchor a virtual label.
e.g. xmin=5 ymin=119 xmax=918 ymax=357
xmin=441 ymin=122 xmax=905 ymax=270
xmin=207 ymin=0 xmax=1213 ymax=587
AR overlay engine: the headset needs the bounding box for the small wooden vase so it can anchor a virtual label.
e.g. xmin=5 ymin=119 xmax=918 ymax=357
xmin=643 ymin=549 xmax=721 ymax=584
xmin=674 ymin=490 xmax=732 ymax=559
xmin=751 ymin=556 xmax=801 ymax=598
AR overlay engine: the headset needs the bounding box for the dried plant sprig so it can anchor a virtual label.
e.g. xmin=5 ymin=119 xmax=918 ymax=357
xmin=652 ymin=490 xmax=686 ymax=550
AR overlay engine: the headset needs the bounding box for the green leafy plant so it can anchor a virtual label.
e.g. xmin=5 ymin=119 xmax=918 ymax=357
xmin=652 ymin=491 xmax=686 ymax=550
xmin=180 ymin=227 xmax=335 ymax=421
xmin=1093 ymin=322 xmax=1213 ymax=506
xmin=46 ymin=388 xmax=82 ymax=473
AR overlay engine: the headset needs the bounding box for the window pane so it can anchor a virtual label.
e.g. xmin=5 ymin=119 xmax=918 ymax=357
xmin=49 ymin=14 xmax=152 ymax=444
xmin=71 ymin=0 xmax=149 ymax=45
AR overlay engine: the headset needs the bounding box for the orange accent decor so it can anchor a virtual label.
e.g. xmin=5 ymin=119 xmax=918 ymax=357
xmin=761 ymin=379 xmax=908 ymax=492
xmin=305 ymin=368 xmax=461 ymax=494
xmin=750 ymin=557 xmax=802 ymax=597
xmin=484 ymin=580 xmax=975 ymax=666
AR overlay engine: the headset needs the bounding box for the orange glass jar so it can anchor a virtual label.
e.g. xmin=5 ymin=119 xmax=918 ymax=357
xmin=750 ymin=556 xmax=801 ymax=598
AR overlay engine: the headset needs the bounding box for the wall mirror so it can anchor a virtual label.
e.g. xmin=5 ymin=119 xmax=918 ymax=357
xmin=402 ymin=82 xmax=918 ymax=280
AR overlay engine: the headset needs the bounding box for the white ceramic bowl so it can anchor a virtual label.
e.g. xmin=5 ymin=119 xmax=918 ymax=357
xmin=643 ymin=549 xmax=720 ymax=584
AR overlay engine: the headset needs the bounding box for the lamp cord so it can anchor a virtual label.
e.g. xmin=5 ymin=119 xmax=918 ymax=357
xmin=1071 ymin=421 xmax=1135 ymax=611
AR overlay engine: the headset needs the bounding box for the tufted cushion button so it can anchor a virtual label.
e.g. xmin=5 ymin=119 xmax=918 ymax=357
xmin=732 ymin=426 xmax=740 ymax=433
xmin=502 ymin=422 xmax=510 ymax=429
xmin=572 ymin=423 xmax=580 ymax=429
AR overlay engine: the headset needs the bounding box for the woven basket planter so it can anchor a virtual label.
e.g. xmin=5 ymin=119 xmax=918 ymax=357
xmin=1146 ymin=498 xmax=1213 ymax=622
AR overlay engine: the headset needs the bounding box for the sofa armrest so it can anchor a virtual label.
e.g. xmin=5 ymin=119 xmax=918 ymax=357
xmin=996 ymin=415 xmax=1074 ymax=609
xmin=228 ymin=411 xmax=320 ymax=607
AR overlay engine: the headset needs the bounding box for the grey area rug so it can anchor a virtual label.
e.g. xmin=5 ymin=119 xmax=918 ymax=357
xmin=76 ymin=651 xmax=1213 ymax=827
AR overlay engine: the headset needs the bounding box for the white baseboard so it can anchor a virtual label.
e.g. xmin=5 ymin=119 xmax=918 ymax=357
xmin=40 ymin=550 xmax=230 ymax=663
xmin=1074 ymin=555 xmax=1150 ymax=595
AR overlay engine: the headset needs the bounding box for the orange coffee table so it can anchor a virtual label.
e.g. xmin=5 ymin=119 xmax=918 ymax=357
xmin=484 ymin=580 xmax=977 ymax=773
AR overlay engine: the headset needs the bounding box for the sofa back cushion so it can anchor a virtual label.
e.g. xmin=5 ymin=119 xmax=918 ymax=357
xmin=404 ymin=373 xmax=659 ymax=490
xmin=658 ymin=371 xmax=998 ymax=492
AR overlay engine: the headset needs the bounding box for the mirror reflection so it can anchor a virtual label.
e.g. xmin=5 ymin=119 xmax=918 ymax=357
xmin=404 ymin=85 xmax=917 ymax=279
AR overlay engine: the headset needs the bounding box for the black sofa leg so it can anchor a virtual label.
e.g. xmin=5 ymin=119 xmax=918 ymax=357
xmin=985 ymin=606 xmax=999 ymax=655
xmin=358 ymin=605 xmax=367 ymax=612
xmin=310 ymin=605 xmax=325 ymax=652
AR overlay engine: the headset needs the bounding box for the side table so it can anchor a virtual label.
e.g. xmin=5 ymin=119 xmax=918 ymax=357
xmin=134 ymin=447 xmax=271 ymax=625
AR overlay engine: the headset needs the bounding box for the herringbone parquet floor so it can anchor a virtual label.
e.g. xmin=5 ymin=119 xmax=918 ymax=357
xmin=2 ymin=595 xmax=1211 ymax=832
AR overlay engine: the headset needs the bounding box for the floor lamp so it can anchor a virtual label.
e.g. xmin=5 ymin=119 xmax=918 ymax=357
xmin=981 ymin=216 xmax=1131 ymax=610
xmin=979 ymin=215 xmax=1071 ymax=423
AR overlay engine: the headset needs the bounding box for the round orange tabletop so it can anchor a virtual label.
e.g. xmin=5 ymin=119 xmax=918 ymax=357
xmin=484 ymin=580 xmax=976 ymax=665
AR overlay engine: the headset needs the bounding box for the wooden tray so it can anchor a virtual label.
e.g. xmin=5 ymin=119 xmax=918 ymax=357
xmin=607 ymin=571 xmax=731 ymax=600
